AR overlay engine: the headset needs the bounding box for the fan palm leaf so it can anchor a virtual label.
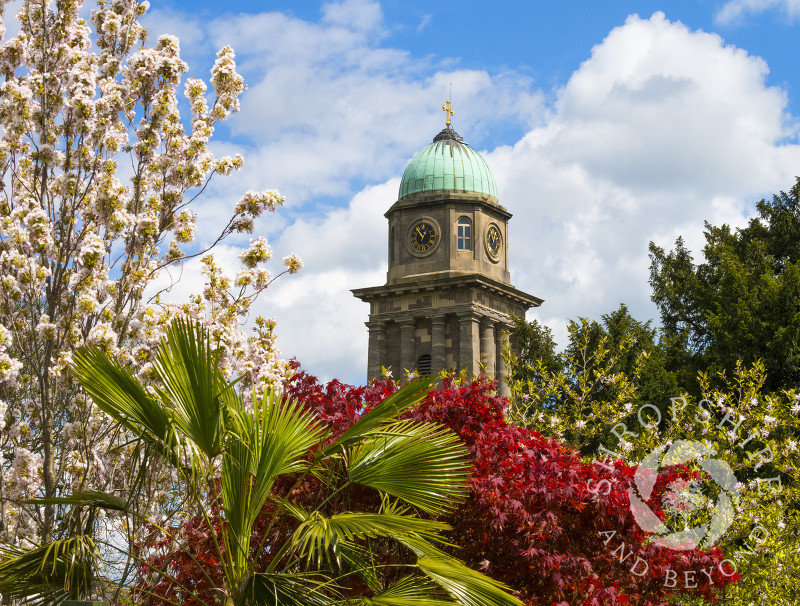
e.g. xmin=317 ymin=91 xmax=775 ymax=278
xmin=28 ymin=489 xmax=128 ymax=513
xmin=289 ymin=510 xmax=452 ymax=568
xmin=347 ymin=420 xmax=471 ymax=514
xmin=361 ymin=575 xmax=453 ymax=606
xmin=322 ymin=377 xmax=434 ymax=455
xmin=237 ymin=570 xmax=333 ymax=606
xmin=0 ymin=535 xmax=101 ymax=605
xmin=222 ymin=390 xmax=327 ymax=574
xmin=151 ymin=317 xmax=235 ymax=460
xmin=417 ymin=557 xmax=523 ymax=606
xmin=72 ymin=347 xmax=173 ymax=453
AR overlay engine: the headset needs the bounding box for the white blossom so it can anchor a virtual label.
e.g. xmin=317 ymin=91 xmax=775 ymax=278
xmin=240 ymin=236 xmax=272 ymax=268
xmin=0 ymin=0 xmax=297 ymax=550
xmin=282 ymin=253 xmax=303 ymax=274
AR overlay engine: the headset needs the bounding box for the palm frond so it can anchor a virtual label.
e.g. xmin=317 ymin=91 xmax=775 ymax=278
xmin=27 ymin=489 xmax=128 ymax=512
xmin=347 ymin=421 xmax=470 ymax=514
xmin=363 ymin=575 xmax=454 ymax=606
xmin=222 ymin=390 xmax=327 ymax=574
xmin=241 ymin=571 xmax=335 ymax=606
xmin=417 ymin=557 xmax=524 ymax=606
xmin=335 ymin=539 xmax=381 ymax=593
xmin=392 ymin=533 xmax=453 ymax=560
xmin=0 ymin=536 xmax=101 ymax=605
xmin=290 ymin=511 xmax=451 ymax=568
xmin=323 ymin=377 xmax=434 ymax=456
xmin=376 ymin=500 xmax=454 ymax=559
xmin=72 ymin=346 xmax=173 ymax=449
xmin=152 ymin=317 xmax=234 ymax=459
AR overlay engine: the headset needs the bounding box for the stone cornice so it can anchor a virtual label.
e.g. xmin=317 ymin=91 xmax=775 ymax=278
xmin=351 ymin=273 xmax=543 ymax=308
xmin=385 ymin=190 xmax=512 ymax=220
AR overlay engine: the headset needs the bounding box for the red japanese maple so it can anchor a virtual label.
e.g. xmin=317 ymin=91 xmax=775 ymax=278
xmin=283 ymin=367 xmax=737 ymax=605
xmin=135 ymin=365 xmax=738 ymax=605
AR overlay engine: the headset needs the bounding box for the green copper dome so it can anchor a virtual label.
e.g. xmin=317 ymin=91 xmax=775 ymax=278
xmin=398 ymin=127 xmax=498 ymax=200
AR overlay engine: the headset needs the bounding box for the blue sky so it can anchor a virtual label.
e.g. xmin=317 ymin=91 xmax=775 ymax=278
xmin=141 ymin=0 xmax=800 ymax=384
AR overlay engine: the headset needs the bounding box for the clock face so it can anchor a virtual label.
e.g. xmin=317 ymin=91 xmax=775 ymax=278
xmin=486 ymin=225 xmax=502 ymax=259
xmin=410 ymin=221 xmax=437 ymax=253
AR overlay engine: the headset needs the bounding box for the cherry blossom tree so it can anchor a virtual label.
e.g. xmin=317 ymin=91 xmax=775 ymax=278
xmin=0 ymin=0 xmax=298 ymax=583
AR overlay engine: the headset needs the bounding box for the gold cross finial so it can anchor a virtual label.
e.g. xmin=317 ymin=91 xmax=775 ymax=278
xmin=442 ymin=99 xmax=454 ymax=127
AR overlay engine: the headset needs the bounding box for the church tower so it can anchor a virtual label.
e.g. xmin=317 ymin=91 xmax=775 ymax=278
xmin=352 ymin=103 xmax=541 ymax=393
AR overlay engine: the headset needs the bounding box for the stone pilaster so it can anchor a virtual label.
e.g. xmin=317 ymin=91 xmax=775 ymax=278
xmin=366 ymin=321 xmax=386 ymax=381
xmin=431 ymin=316 xmax=447 ymax=374
xmin=496 ymin=325 xmax=510 ymax=397
xmin=458 ymin=312 xmax=481 ymax=375
xmin=399 ymin=319 xmax=416 ymax=371
xmin=480 ymin=320 xmax=496 ymax=377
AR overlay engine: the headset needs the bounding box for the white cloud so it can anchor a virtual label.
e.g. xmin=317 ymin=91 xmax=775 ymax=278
xmin=142 ymin=7 xmax=208 ymax=63
xmin=321 ymin=0 xmax=385 ymax=32
xmin=252 ymin=181 xmax=395 ymax=383
xmin=715 ymin=0 xmax=800 ymax=24
xmin=203 ymin=0 xmax=542 ymax=205
xmin=417 ymin=14 xmax=432 ymax=33
xmin=550 ymin=14 xmax=794 ymax=195
xmin=488 ymin=12 xmax=800 ymax=338
xmin=145 ymin=7 xmax=800 ymax=383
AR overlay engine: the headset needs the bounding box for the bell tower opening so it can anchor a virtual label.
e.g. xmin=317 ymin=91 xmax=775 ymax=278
xmin=417 ymin=354 xmax=432 ymax=375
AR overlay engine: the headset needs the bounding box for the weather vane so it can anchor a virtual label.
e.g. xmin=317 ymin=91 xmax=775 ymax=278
xmin=442 ymin=99 xmax=454 ymax=127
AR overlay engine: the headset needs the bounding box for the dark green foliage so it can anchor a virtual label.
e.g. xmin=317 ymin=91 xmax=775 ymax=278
xmin=563 ymin=304 xmax=680 ymax=410
xmin=508 ymin=315 xmax=564 ymax=380
xmin=0 ymin=536 xmax=100 ymax=604
xmin=649 ymin=177 xmax=800 ymax=392
xmin=599 ymin=305 xmax=680 ymax=407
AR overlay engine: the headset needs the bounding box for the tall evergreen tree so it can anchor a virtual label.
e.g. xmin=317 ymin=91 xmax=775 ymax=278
xmin=649 ymin=177 xmax=800 ymax=392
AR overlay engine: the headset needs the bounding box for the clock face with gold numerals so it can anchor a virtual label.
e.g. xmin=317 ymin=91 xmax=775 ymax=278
xmin=486 ymin=225 xmax=502 ymax=259
xmin=410 ymin=221 xmax=437 ymax=253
